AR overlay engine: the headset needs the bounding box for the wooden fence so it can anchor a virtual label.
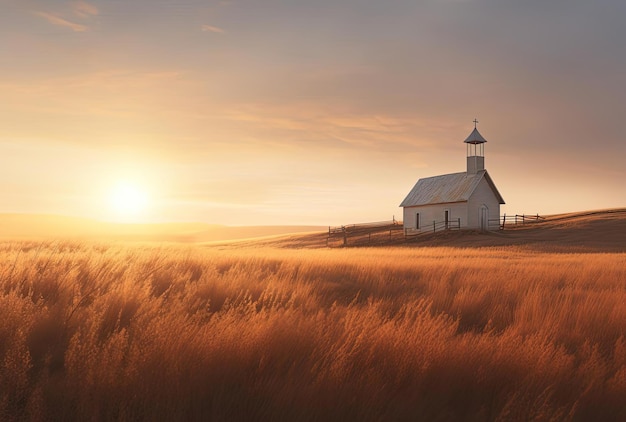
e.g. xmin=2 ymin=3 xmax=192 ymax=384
xmin=501 ymin=213 xmax=545 ymax=228
xmin=404 ymin=218 xmax=461 ymax=237
xmin=405 ymin=214 xmax=544 ymax=235
xmin=327 ymin=219 xmax=403 ymax=247
xmin=327 ymin=213 xmax=544 ymax=246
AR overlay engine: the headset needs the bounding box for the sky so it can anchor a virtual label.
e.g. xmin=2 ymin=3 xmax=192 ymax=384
xmin=0 ymin=0 xmax=624 ymax=225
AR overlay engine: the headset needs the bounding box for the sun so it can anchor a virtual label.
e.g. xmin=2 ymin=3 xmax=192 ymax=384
xmin=108 ymin=181 xmax=150 ymax=221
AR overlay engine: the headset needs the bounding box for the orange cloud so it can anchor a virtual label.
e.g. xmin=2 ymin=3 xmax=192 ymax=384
xmin=33 ymin=1 xmax=97 ymax=32
xmin=34 ymin=11 xmax=87 ymax=32
xmin=202 ymin=24 xmax=224 ymax=33
xmin=73 ymin=0 xmax=99 ymax=18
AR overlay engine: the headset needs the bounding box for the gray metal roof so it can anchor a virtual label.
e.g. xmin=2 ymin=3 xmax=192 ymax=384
xmin=399 ymin=170 xmax=505 ymax=207
xmin=464 ymin=128 xmax=488 ymax=144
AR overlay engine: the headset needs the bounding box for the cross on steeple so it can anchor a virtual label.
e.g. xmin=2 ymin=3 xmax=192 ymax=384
xmin=473 ymin=118 xmax=479 ymax=128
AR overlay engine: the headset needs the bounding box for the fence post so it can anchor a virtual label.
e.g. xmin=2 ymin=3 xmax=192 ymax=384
xmin=502 ymin=214 xmax=506 ymax=230
xmin=433 ymin=221 xmax=436 ymax=233
xmin=457 ymin=217 xmax=460 ymax=229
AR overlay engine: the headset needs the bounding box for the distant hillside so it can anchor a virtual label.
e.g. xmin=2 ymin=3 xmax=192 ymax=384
xmin=0 ymin=214 xmax=325 ymax=242
xmin=245 ymin=208 xmax=626 ymax=252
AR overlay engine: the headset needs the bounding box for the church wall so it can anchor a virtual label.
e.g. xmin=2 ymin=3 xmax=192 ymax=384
xmin=467 ymin=156 xmax=485 ymax=174
xmin=467 ymin=178 xmax=501 ymax=229
xmin=403 ymin=202 xmax=469 ymax=232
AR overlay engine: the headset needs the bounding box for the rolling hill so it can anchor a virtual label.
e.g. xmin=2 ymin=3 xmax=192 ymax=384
xmin=242 ymin=208 xmax=626 ymax=252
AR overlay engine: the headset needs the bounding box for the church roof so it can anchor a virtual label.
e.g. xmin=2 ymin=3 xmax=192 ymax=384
xmin=399 ymin=170 xmax=505 ymax=207
xmin=464 ymin=127 xmax=488 ymax=144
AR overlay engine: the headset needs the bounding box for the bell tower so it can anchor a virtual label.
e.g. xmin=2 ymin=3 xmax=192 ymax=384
xmin=464 ymin=119 xmax=487 ymax=174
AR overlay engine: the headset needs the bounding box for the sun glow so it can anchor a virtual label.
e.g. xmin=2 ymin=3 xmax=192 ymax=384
xmin=108 ymin=181 xmax=150 ymax=221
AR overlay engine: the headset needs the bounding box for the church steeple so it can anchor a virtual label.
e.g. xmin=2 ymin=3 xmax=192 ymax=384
xmin=464 ymin=119 xmax=487 ymax=174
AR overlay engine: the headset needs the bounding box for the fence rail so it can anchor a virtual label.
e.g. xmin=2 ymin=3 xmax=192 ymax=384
xmin=328 ymin=218 xmax=400 ymax=234
xmin=404 ymin=218 xmax=461 ymax=237
xmin=327 ymin=212 xmax=544 ymax=246
xmin=501 ymin=213 xmax=545 ymax=228
xmin=403 ymin=213 xmax=544 ymax=235
xmin=327 ymin=218 xmax=403 ymax=246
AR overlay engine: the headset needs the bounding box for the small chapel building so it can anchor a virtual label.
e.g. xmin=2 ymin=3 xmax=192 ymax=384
xmin=399 ymin=122 xmax=505 ymax=232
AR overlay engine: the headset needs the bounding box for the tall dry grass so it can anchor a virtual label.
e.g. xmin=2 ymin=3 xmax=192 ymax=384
xmin=0 ymin=240 xmax=625 ymax=421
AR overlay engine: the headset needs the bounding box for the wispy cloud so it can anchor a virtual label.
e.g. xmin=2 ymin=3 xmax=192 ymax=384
xmin=72 ymin=0 xmax=99 ymax=18
xmin=32 ymin=1 xmax=97 ymax=32
xmin=34 ymin=11 xmax=87 ymax=32
xmin=201 ymin=24 xmax=224 ymax=34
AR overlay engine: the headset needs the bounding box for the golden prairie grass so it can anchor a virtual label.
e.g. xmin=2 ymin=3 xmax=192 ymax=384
xmin=0 ymin=240 xmax=625 ymax=421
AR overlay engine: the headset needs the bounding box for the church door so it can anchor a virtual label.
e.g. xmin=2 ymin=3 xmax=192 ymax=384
xmin=480 ymin=206 xmax=488 ymax=231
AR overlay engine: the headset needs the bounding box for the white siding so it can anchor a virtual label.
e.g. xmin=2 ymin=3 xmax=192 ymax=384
xmin=403 ymin=202 xmax=469 ymax=232
xmin=466 ymin=156 xmax=485 ymax=174
xmin=467 ymin=177 xmax=501 ymax=229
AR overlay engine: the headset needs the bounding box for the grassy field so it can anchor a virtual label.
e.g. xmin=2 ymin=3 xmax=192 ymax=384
xmin=1 ymin=213 xmax=626 ymax=421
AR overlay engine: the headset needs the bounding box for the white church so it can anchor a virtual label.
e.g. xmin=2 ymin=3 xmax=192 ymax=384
xmin=400 ymin=122 xmax=505 ymax=232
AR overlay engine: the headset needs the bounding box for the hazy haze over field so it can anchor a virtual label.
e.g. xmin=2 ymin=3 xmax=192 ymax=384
xmin=1 ymin=0 xmax=624 ymax=224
